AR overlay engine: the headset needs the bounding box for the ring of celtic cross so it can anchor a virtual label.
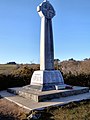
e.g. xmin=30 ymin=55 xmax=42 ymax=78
xmin=41 ymin=2 xmax=55 ymax=19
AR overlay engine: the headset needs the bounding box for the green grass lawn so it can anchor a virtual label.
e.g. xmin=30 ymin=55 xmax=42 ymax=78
xmin=39 ymin=100 xmax=90 ymax=120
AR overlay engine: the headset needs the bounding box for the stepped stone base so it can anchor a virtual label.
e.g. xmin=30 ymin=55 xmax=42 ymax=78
xmin=7 ymin=86 xmax=89 ymax=102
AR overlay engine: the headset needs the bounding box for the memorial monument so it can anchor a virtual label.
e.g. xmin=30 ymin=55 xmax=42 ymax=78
xmin=8 ymin=0 xmax=89 ymax=102
xmin=30 ymin=0 xmax=65 ymax=91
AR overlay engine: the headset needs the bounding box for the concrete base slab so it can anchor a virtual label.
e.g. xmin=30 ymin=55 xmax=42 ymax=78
xmin=7 ymin=86 xmax=89 ymax=102
xmin=0 ymin=90 xmax=90 ymax=111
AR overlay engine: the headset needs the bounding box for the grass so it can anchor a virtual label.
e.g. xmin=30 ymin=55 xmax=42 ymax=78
xmin=0 ymin=64 xmax=40 ymax=75
xmin=0 ymin=64 xmax=90 ymax=120
xmin=0 ymin=98 xmax=27 ymax=120
xmin=38 ymin=100 xmax=90 ymax=120
xmin=0 ymin=98 xmax=90 ymax=120
xmin=0 ymin=64 xmax=17 ymax=74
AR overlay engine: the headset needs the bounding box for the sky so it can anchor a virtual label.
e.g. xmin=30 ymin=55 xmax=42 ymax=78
xmin=0 ymin=0 xmax=90 ymax=64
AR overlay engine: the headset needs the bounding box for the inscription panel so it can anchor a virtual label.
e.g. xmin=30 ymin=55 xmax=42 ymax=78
xmin=31 ymin=71 xmax=43 ymax=85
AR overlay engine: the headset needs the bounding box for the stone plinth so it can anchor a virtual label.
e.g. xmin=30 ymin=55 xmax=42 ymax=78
xmin=30 ymin=70 xmax=64 ymax=91
xmin=7 ymin=86 xmax=89 ymax=102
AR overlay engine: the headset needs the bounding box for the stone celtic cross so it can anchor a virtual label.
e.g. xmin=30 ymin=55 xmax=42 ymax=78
xmin=30 ymin=0 xmax=64 ymax=91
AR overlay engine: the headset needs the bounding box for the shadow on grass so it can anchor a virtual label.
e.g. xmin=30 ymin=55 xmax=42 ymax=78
xmin=39 ymin=112 xmax=54 ymax=120
xmin=0 ymin=114 xmax=16 ymax=120
xmin=0 ymin=95 xmax=3 ymax=99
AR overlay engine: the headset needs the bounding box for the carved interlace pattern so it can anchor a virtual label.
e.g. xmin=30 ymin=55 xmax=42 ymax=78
xmin=41 ymin=2 xmax=55 ymax=19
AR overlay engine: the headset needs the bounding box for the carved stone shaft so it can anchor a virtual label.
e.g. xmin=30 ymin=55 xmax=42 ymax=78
xmin=37 ymin=0 xmax=55 ymax=70
xmin=40 ymin=17 xmax=54 ymax=70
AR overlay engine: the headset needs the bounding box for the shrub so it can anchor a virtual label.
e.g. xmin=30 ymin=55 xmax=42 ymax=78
xmin=64 ymin=73 xmax=90 ymax=88
xmin=0 ymin=66 xmax=35 ymax=90
xmin=0 ymin=64 xmax=90 ymax=90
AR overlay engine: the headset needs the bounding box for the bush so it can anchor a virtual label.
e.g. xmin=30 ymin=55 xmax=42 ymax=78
xmin=0 ymin=64 xmax=90 ymax=90
xmin=0 ymin=74 xmax=29 ymax=90
xmin=7 ymin=62 xmax=16 ymax=65
xmin=64 ymin=73 xmax=90 ymax=88
xmin=0 ymin=66 xmax=35 ymax=90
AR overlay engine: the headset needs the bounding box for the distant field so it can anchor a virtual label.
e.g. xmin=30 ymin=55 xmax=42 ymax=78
xmin=0 ymin=64 xmax=40 ymax=75
xmin=0 ymin=64 xmax=17 ymax=74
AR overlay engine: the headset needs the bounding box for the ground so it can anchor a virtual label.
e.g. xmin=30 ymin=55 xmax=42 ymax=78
xmin=39 ymin=100 xmax=90 ymax=120
xmin=0 ymin=97 xmax=28 ymax=120
xmin=0 ymin=96 xmax=90 ymax=120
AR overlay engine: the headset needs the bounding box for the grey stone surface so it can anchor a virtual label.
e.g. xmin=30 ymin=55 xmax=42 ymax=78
xmin=0 ymin=90 xmax=90 ymax=111
xmin=8 ymin=86 xmax=89 ymax=102
xmin=38 ymin=0 xmax=55 ymax=70
xmin=30 ymin=70 xmax=64 ymax=91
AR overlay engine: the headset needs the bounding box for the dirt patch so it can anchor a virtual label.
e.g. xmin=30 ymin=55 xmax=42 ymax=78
xmin=0 ymin=97 xmax=28 ymax=120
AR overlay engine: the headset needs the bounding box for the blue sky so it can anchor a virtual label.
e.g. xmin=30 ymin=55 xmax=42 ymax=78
xmin=0 ymin=0 xmax=90 ymax=64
